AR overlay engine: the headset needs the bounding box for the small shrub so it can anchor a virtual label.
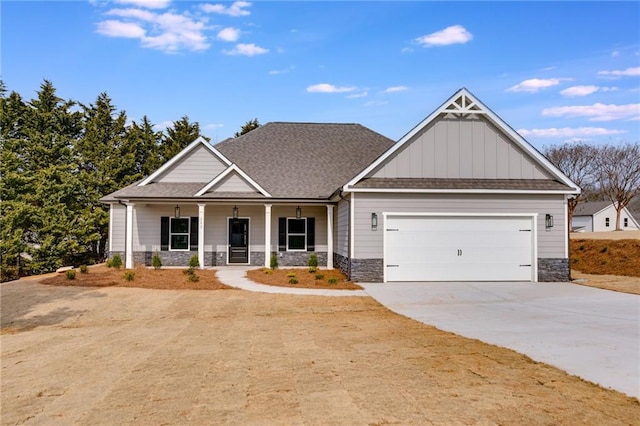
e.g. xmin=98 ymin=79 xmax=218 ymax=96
xmin=286 ymin=272 xmax=296 ymax=278
xmin=579 ymin=245 xmax=585 ymax=251
xmin=270 ymin=253 xmax=279 ymax=269
xmin=600 ymin=247 xmax=608 ymax=253
xmin=183 ymin=268 xmax=193 ymax=275
xmin=152 ymin=252 xmax=162 ymax=270
xmin=111 ymin=253 xmax=122 ymax=269
xmin=79 ymin=265 xmax=88 ymax=274
xmin=106 ymin=259 xmax=113 ymax=268
xmin=264 ymin=269 xmax=273 ymax=275
xmin=188 ymin=272 xmax=200 ymax=282
xmin=315 ymin=274 xmax=324 ymax=280
xmin=189 ymin=255 xmax=200 ymax=268
xmin=308 ymin=253 xmax=318 ymax=268
xmin=288 ymin=277 xmax=299 ymax=284
xmin=327 ymin=277 xmax=338 ymax=285
xmin=66 ymin=270 xmax=76 ymax=280
xmin=308 ymin=267 xmax=317 ymax=273
xmin=124 ymin=271 xmax=135 ymax=281
xmin=573 ymin=258 xmax=579 ymax=263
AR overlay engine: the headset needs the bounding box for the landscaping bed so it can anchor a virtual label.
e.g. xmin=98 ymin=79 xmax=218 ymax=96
xmin=40 ymin=265 xmax=230 ymax=290
xmin=246 ymin=267 xmax=362 ymax=290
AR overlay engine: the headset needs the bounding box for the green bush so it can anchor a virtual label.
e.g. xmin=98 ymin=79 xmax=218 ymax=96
xmin=106 ymin=259 xmax=113 ymax=268
xmin=327 ymin=277 xmax=338 ymax=285
xmin=288 ymin=277 xmax=298 ymax=284
xmin=270 ymin=253 xmax=279 ymax=270
xmin=152 ymin=252 xmax=162 ymax=270
xmin=308 ymin=253 xmax=318 ymax=268
xmin=308 ymin=267 xmax=317 ymax=273
xmin=600 ymin=247 xmax=608 ymax=253
xmin=124 ymin=271 xmax=135 ymax=281
xmin=111 ymin=253 xmax=122 ymax=269
xmin=66 ymin=270 xmax=76 ymax=280
xmin=189 ymin=255 xmax=200 ymax=268
xmin=286 ymin=272 xmax=296 ymax=278
xmin=187 ymin=272 xmax=200 ymax=282
xmin=315 ymin=274 xmax=324 ymax=280
xmin=79 ymin=265 xmax=88 ymax=274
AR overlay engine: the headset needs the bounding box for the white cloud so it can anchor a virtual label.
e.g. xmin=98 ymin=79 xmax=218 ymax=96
xmin=217 ymin=27 xmax=240 ymax=42
xmin=346 ymin=91 xmax=368 ymax=99
xmin=223 ymin=43 xmax=268 ymax=56
xmin=96 ymin=20 xmax=146 ymax=38
xmin=542 ymin=103 xmax=640 ymax=121
xmin=611 ymin=50 xmax=620 ymax=57
xmin=200 ymin=1 xmax=251 ymax=16
xmin=401 ymin=47 xmax=414 ymax=53
xmin=415 ymin=25 xmax=472 ymax=47
xmin=517 ymin=127 xmax=626 ymax=138
xmin=269 ymin=66 xmax=295 ymax=75
xmin=97 ymin=8 xmax=210 ymax=52
xmin=542 ymin=66 xmax=557 ymax=71
xmin=306 ymin=83 xmax=356 ymax=94
xmin=383 ymin=86 xmax=407 ymax=94
xmin=506 ymin=78 xmax=570 ymax=93
xmin=560 ymin=85 xmax=617 ymax=97
xmin=204 ymin=123 xmax=224 ymax=129
xmin=597 ymin=67 xmax=640 ymax=77
xmin=115 ymin=0 xmax=170 ymax=9
xmin=153 ymin=120 xmax=173 ymax=131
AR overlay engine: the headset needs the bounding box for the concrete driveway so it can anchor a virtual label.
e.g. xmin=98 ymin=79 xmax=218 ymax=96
xmin=361 ymin=281 xmax=640 ymax=398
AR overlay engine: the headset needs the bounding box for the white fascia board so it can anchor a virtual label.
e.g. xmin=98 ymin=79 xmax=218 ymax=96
xmin=194 ymin=164 xmax=272 ymax=197
xmin=344 ymin=87 xmax=581 ymax=194
xmin=344 ymin=187 xmax=577 ymax=195
xmin=139 ymin=136 xmax=232 ymax=186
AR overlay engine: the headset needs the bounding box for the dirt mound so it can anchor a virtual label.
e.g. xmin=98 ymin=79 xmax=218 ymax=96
xmin=571 ymin=239 xmax=640 ymax=277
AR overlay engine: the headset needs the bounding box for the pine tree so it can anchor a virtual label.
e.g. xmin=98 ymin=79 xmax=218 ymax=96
xmin=161 ymin=116 xmax=206 ymax=162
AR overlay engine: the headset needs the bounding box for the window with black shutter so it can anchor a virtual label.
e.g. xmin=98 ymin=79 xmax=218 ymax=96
xmin=161 ymin=216 xmax=196 ymax=251
xmin=278 ymin=216 xmax=315 ymax=251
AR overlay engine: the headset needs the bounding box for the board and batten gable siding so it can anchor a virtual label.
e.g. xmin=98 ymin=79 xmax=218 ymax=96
xmin=155 ymin=145 xmax=228 ymax=183
xmin=335 ymin=198 xmax=350 ymax=257
xmin=353 ymin=193 xmax=566 ymax=259
xmin=370 ymin=117 xmax=552 ymax=180
xmin=110 ymin=203 xmax=126 ymax=252
xmin=206 ymin=172 xmax=257 ymax=193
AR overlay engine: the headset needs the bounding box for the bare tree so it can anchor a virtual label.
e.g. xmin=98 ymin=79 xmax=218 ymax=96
xmin=594 ymin=143 xmax=640 ymax=230
xmin=544 ymin=143 xmax=598 ymax=230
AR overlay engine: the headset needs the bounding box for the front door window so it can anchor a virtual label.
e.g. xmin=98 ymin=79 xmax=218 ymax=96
xmin=228 ymin=218 xmax=249 ymax=263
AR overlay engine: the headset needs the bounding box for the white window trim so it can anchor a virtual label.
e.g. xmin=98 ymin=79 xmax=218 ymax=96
xmin=624 ymin=217 xmax=628 ymax=227
xmin=170 ymin=217 xmax=190 ymax=251
xmin=286 ymin=217 xmax=307 ymax=252
xmin=605 ymin=217 xmax=610 ymax=227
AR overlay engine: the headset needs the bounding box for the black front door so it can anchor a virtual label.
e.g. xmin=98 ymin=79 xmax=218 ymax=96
xmin=228 ymin=218 xmax=249 ymax=263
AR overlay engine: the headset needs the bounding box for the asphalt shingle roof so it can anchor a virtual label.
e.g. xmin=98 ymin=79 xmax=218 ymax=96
xmin=354 ymin=178 xmax=572 ymax=191
xmin=215 ymin=122 xmax=395 ymax=198
xmin=573 ymin=201 xmax=613 ymax=216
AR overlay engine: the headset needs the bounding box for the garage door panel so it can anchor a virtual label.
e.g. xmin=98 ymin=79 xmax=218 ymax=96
xmin=385 ymin=216 xmax=534 ymax=282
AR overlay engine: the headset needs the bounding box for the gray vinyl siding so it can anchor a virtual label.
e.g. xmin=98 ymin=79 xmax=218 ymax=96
xmin=353 ymin=193 xmax=566 ymax=259
xmin=371 ymin=117 xmax=551 ymax=180
xmin=110 ymin=203 xmax=126 ymax=251
xmin=127 ymin=204 xmax=329 ymax=254
xmin=155 ymin=145 xmax=227 ymax=183
xmin=335 ymin=198 xmax=350 ymax=257
xmin=208 ymin=173 xmax=256 ymax=193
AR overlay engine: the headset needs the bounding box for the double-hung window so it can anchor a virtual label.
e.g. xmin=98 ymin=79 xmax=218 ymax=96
xmin=605 ymin=217 xmax=610 ymax=227
xmin=170 ymin=218 xmax=190 ymax=250
xmin=278 ymin=217 xmax=315 ymax=252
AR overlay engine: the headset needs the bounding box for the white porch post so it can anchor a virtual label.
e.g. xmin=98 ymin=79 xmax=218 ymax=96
xmin=264 ymin=204 xmax=272 ymax=268
xmin=198 ymin=204 xmax=205 ymax=269
xmin=326 ymin=204 xmax=334 ymax=269
xmin=125 ymin=202 xmax=135 ymax=269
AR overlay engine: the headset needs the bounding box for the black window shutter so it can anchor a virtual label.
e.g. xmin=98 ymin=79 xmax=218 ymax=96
xmin=190 ymin=217 xmax=198 ymax=251
xmin=160 ymin=217 xmax=169 ymax=251
xmin=278 ymin=217 xmax=286 ymax=251
xmin=307 ymin=217 xmax=315 ymax=251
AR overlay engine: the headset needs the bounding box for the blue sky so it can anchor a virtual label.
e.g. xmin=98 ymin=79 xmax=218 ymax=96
xmin=2 ymin=1 xmax=639 ymax=147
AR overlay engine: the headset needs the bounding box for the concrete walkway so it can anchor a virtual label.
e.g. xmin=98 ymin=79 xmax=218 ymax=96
xmin=215 ymin=266 xmax=367 ymax=297
xmin=360 ymin=281 xmax=640 ymax=398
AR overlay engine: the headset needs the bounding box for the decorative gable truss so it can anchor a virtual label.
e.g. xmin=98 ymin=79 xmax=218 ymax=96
xmin=344 ymin=88 xmax=581 ymax=195
xmin=138 ymin=135 xmax=271 ymax=198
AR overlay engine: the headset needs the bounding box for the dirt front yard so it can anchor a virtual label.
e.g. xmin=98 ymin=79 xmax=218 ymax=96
xmin=2 ymin=281 xmax=638 ymax=425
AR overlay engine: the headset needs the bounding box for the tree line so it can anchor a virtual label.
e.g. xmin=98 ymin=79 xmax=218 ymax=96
xmin=0 ymin=80 xmax=205 ymax=281
xmin=544 ymin=142 xmax=640 ymax=231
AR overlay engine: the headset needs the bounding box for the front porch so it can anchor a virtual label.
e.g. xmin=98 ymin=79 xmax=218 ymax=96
xmin=110 ymin=202 xmax=335 ymax=270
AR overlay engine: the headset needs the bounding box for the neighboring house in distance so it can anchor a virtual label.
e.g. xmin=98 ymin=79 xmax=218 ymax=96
xmin=101 ymin=88 xmax=580 ymax=282
xmin=572 ymin=201 xmax=640 ymax=232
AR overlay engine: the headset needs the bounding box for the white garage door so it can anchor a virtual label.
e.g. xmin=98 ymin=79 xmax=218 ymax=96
xmin=384 ymin=215 xmax=534 ymax=282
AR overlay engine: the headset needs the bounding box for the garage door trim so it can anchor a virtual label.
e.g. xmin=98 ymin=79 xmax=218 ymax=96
xmin=382 ymin=212 xmax=538 ymax=282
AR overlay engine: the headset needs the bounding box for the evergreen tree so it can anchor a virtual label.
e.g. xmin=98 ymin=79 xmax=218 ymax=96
xmin=126 ymin=116 xmax=163 ymax=177
xmin=161 ymin=116 xmax=206 ymax=162
xmin=234 ymin=118 xmax=260 ymax=137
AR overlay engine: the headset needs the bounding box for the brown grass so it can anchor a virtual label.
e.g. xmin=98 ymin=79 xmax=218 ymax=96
xmin=247 ymin=267 xmax=362 ymax=290
xmin=40 ymin=265 xmax=231 ymax=290
xmin=570 ymin=239 xmax=640 ymax=277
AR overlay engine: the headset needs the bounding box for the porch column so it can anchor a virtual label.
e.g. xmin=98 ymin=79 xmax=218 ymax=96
xmin=326 ymin=204 xmax=334 ymax=269
xmin=125 ymin=202 xmax=135 ymax=269
xmin=198 ymin=204 xmax=206 ymax=269
xmin=264 ymin=204 xmax=272 ymax=268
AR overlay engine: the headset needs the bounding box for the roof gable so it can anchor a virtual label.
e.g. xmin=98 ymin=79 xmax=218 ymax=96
xmin=139 ymin=136 xmax=232 ymax=186
xmin=345 ymin=88 xmax=581 ymax=193
xmin=195 ymin=164 xmax=271 ymax=197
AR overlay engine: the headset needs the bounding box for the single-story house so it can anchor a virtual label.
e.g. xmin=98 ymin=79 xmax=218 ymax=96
xmin=102 ymin=88 xmax=580 ymax=282
xmin=572 ymin=201 xmax=639 ymax=232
